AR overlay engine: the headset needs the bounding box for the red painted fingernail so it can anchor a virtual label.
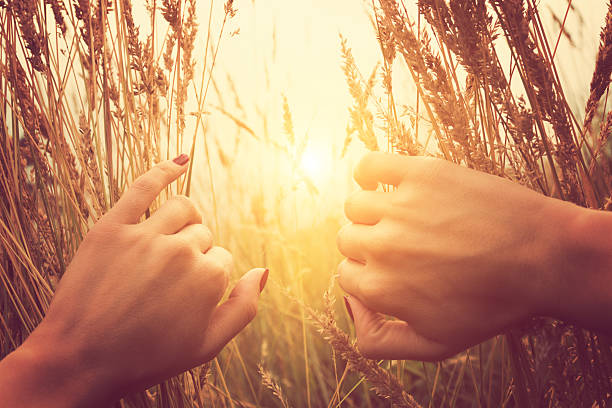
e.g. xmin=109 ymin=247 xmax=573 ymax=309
xmin=259 ymin=269 xmax=269 ymax=293
xmin=173 ymin=153 xmax=189 ymax=165
xmin=344 ymin=296 xmax=354 ymax=322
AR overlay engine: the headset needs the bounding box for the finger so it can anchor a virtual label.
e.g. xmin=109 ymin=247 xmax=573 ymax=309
xmin=354 ymin=152 xmax=421 ymax=190
xmin=337 ymin=223 xmax=371 ymax=262
xmin=337 ymin=258 xmax=366 ymax=297
xmin=344 ymin=190 xmax=389 ymax=225
xmin=198 ymin=268 xmax=268 ymax=362
xmin=345 ymin=296 xmax=450 ymax=361
xmin=143 ymin=195 xmax=202 ymax=234
xmin=107 ymin=156 xmax=190 ymax=224
xmin=201 ymin=246 xmax=234 ymax=297
xmin=175 ymin=224 xmax=213 ymax=253
xmin=203 ymin=246 xmax=233 ymax=269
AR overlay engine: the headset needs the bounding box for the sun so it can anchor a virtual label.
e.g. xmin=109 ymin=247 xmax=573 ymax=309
xmin=299 ymin=146 xmax=329 ymax=185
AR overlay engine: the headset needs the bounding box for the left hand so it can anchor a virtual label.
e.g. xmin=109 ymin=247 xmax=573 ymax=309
xmin=0 ymin=157 xmax=268 ymax=407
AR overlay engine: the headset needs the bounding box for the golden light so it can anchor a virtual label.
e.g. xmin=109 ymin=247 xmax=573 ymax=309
xmin=299 ymin=145 xmax=330 ymax=185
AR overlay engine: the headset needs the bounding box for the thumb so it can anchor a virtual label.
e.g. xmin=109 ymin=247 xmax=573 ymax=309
xmin=198 ymin=267 xmax=269 ymax=362
xmin=344 ymin=296 xmax=449 ymax=362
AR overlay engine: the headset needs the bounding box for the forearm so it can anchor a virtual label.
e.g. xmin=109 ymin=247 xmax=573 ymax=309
xmin=538 ymin=200 xmax=612 ymax=333
xmin=0 ymin=324 xmax=113 ymax=408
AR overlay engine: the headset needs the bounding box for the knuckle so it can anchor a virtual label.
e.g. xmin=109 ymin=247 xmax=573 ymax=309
xmin=208 ymin=272 xmax=228 ymax=300
xmin=172 ymin=194 xmax=195 ymax=209
xmin=172 ymin=195 xmax=202 ymax=222
xmin=170 ymin=236 xmax=197 ymax=259
xmin=201 ymin=226 xmax=213 ymax=243
xmin=200 ymin=229 xmax=214 ymax=249
xmin=188 ymin=227 xmax=213 ymax=251
xmin=197 ymin=262 xmax=228 ymax=300
xmin=192 ymin=257 xmax=229 ymax=304
xmin=217 ymin=247 xmax=234 ymax=271
xmin=207 ymin=258 xmax=224 ymax=278
xmin=208 ymin=256 xmax=231 ymax=288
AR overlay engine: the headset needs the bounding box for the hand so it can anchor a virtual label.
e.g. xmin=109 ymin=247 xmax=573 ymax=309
xmin=337 ymin=152 xmax=580 ymax=361
xmin=0 ymin=155 xmax=269 ymax=407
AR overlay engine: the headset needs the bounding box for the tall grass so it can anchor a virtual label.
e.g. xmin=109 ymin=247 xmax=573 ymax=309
xmin=0 ymin=0 xmax=238 ymax=405
xmin=338 ymin=1 xmax=612 ymax=406
xmin=1 ymin=0 xmax=611 ymax=407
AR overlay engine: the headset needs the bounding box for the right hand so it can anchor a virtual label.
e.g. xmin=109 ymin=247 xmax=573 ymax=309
xmin=337 ymin=152 xmax=584 ymax=361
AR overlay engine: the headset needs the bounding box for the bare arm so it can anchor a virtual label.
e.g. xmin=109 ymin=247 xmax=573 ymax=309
xmin=0 ymin=156 xmax=269 ymax=407
xmin=337 ymin=152 xmax=612 ymax=361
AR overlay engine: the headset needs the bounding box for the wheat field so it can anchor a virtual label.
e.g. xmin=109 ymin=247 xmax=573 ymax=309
xmin=1 ymin=0 xmax=612 ymax=407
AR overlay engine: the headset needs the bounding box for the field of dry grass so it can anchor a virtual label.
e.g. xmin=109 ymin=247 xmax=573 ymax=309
xmin=1 ymin=0 xmax=612 ymax=407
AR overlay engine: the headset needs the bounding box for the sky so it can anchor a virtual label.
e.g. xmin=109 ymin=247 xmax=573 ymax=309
xmin=130 ymin=0 xmax=610 ymax=229
xmin=213 ymin=0 xmax=606 ymax=131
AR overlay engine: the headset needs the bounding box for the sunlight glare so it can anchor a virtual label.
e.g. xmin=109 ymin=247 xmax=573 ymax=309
xmin=299 ymin=146 xmax=329 ymax=186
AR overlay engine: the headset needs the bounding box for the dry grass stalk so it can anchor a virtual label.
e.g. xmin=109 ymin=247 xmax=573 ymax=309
xmin=490 ymin=0 xmax=587 ymax=204
xmin=418 ymin=0 xmax=542 ymax=188
xmin=584 ymin=1 xmax=612 ymax=133
xmin=305 ymin=284 xmax=422 ymax=408
xmin=340 ymin=35 xmax=379 ymax=155
xmin=3 ymin=0 xmax=612 ymax=407
xmin=1 ymin=0 xmax=232 ymax=404
xmin=258 ymin=364 xmax=292 ymax=408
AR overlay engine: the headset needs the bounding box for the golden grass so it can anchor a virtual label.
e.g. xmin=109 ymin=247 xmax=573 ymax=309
xmin=1 ymin=1 xmax=612 ymax=407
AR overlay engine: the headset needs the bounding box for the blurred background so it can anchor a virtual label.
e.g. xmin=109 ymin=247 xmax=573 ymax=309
xmin=129 ymin=0 xmax=608 ymax=230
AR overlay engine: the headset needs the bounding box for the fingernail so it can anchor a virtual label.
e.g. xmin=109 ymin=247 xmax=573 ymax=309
xmin=173 ymin=153 xmax=189 ymax=165
xmin=343 ymin=296 xmax=354 ymax=322
xmin=259 ymin=268 xmax=269 ymax=293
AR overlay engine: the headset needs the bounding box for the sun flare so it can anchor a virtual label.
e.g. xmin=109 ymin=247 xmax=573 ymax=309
xmin=299 ymin=146 xmax=329 ymax=184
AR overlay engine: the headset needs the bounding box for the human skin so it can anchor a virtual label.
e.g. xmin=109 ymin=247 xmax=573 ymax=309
xmin=337 ymin=152 xmax=612 ymax=361
xmin=0 ymin=155 xmax=268 ymax=407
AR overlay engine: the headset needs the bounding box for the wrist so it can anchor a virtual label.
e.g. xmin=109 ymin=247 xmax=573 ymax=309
xmin=0 ymin=322 xmax=115 ymax=407
xmin=537 ymin=200 xmax=612 ymax=332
